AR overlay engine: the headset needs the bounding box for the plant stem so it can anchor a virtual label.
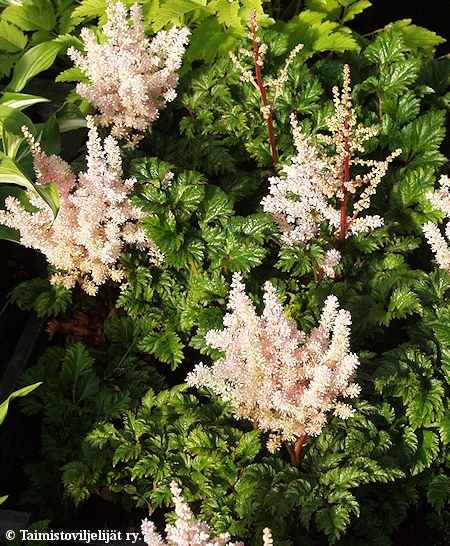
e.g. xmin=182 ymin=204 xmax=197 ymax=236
xmin=338 ymin=111 xmax=350 ymax=246
xmin=189 ymin=257 xmax=199 ymax=278
xmin=250 ymin=17 xmax=279 ymax=169
xmin=285 ymin=434 xmax=308 ymax=467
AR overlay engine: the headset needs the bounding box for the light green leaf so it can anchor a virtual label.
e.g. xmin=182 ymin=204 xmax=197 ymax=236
xmin=390 ymin=19 xmax=446 ymax=52
xmin=152 ymin=0 xmax=205 ymax=30
xmin=0 ymin=92 xmax=50 ymax=110
xmin=2 ymin=1 xmax=56 ymax=31
xmin=0 ymin=20 xmax=27 ymax=52
xmin=305 ymin=0 xmax=341 ymax=20
xmin=6 ymin=41 xmax=63 ymax=93
xmin=0 ymin=153 xmax=60 ymax=218
xmin=0 ymin=382 xmax=42 ymax=425
xmin=71 ymin=0 xmax=107 ymax=20
xmin=313 ymin=25 xmax=357 ymax=53
xmin=283 ymin=10 xmax=358 ymax=54
xmin=54 ymin=33 xmax=85 ymax=51
xmin=187 ymin=16 xmax=239 ymax=63
xmin=0 ymin=105 xmax=35 ymax=158
xmin=208 ymin=0 xmax=241 ymax=28
xmin=55 ymin=65 xmax=89 ymax=84
xmin=342 ymin=0 xmax=371 ymax=23
xmin=0 ymin=53 xmax=20 ymax=79
xmin=0 ymin=495 xmax=8 ymax=505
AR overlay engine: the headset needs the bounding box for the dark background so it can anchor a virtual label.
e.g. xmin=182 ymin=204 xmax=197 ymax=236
xmin=354 ymin=0 xmax=450 ymax=57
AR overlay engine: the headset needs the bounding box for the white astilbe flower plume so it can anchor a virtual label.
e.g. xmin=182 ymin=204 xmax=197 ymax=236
xmin=423 ymin=174 xmax=450 ymax=271
xmin=141 ymin=481 xmax=247 ymax=546
xmin=0 ymin=118 xmax=162 ymax=295
xmin=68 ymin=1 xmax=189 ymax=148
xmin=187 ymin=273 xmax=360 ymax=453
xmin=262 ymin=64 xmax=401 ymax=248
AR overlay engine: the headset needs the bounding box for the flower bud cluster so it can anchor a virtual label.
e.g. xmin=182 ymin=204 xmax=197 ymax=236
xmin=229 ymin=8 xmax=303 ymax=112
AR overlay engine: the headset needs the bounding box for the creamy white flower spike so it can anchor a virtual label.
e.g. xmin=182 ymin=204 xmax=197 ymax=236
xmin=187 ymin=273 xmax=360 ymax=452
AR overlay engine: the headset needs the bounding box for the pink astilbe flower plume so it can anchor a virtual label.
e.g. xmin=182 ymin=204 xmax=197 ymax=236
xmin=68 ymin=1 xmax=190 ymax=148
xmin=262 ymin=65 xmax=401 ymax=258
xmin=0 ymin=118 xmax=162 ymax=295
xmin=141 ymin=481 xmax=246 ymax=546
xmin=187 ymin=273 xmax=360 ymax=466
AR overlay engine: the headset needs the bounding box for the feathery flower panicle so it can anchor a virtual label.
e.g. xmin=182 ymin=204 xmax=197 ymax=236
xmin=262 ymin=65 xmax=401 ymax=250
xmin=0 ymin=118 xmax=162 ymax=295
xmin=68 ymin=1 xmax=189 ymax=148
xmin=141 ymin=481 xmax=245 ymax=546
xmin=423 ymin=174 xmax=450 ymax=271
xmin=187 ymin=273 xmax=360 ymax=454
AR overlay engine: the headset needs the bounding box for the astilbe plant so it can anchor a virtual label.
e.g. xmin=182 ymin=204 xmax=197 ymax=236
xmin=187 ymin=272 xmax=360 ymax=466
xmin=0 ymin=117 xmax=161 ymax=295
xmin=262 ymin=64 xmax=401 ymax=272
xmin=141 ymin=481 xmax=273 ymax=546
xmin=68 ymin=0 xmax=190 ymax=148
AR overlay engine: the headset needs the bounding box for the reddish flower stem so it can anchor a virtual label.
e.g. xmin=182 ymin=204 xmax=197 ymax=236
xmin=338 ymin=114 xmax=350 ymax=246
xmin=250 ymin=19 xmax=279 ymax=169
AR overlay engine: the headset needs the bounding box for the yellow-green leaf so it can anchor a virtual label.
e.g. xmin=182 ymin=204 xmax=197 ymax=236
xmin=0 ymin=382 xmax=42 ymax=425
xmin=0 ymin=153 xmax=60 ymax=218
xmin=0 ymin=92 xmax=50 ymax=111
xmin=0 ymin=20 xmax=27 ymax=52
xmin=5 ymin=41 xmax=63 ymax=93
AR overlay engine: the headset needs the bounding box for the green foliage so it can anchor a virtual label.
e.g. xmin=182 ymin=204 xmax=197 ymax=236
xmin=0 ymin=0 xmax=82 ymax=79
xmin=18 ymin=328 xmax=167 ymax=518
xmin=10 ymin=277 xmax=73 ymax=317
xmin=113 ymin=157 xmax=274 ymax=365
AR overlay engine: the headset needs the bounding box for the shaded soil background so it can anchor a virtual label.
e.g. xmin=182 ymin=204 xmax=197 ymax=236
xmin=1 ymin=0 xmax=450 ymax=544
